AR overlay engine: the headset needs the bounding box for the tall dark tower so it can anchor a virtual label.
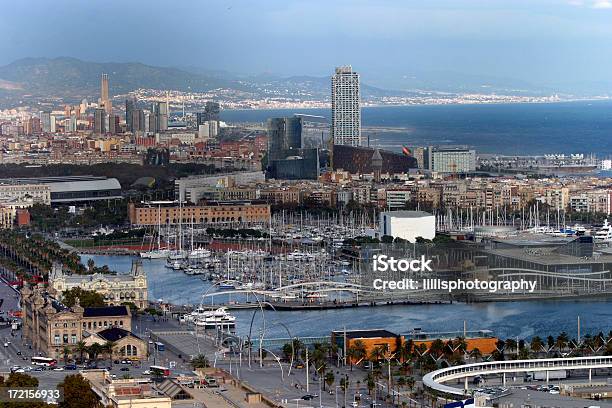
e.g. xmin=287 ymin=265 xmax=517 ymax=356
xmin=371 ymin=148 xmax=383 ymax=182
xmin=125 ymin=99 xmax=135 ymax=132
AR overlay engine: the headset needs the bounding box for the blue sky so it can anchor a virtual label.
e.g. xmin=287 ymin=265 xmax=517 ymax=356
xmin=1 ymin=0 xmax=612 ymax=87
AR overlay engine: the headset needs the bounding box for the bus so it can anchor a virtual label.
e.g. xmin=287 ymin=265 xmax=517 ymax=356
xmin=154 ymin=342 xmax=165 ymax=352
xmin=149 ymin=365 xmax=171 ymax=378
xmin=31 ymin=357 xmax=57 ymax=367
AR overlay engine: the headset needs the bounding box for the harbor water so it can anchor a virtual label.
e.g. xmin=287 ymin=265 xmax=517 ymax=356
xmin=81 ymin=254 xmax=612 ymax=341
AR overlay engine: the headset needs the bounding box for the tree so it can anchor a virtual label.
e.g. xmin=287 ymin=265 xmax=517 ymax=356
xmin=59 ymin=374 xmax=102 ymax=408
xmin=0 ymin=373 xmax=47 ymax=408
xmin=103 ymin=341 xmax=116 ymax=366
xmin=530 ymin=336 xmax=544 ymax=355
xmin=62 ymin=346 xmax=71 ymax=364
xmin=325 ymin=371 xmax=335 ymax=391
xmin=347 ymin=340 xmax=367 ymax=370
xmin=470 ymin=347 xmax=482 ymax=362
xmin=61 ymin=287 xmax=105 ymax=308
xmin=87 ymin=343 xmax=103 ymax=362
xmin=4 ymin=372 xmax=38 ymax=387
xmin=405 ymin=376 xmax=416 ymax=394
xmin=365 ymin=373 xmax=375 ymax=395
xmin=74 ymin=341 xmax=87 ymax=363
xmin=191 ymin=354 xmax=210 ymax=369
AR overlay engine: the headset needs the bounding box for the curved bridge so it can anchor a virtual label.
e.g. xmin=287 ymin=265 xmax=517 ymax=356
xmin=423 ymin=356 xmax=612 ymax=398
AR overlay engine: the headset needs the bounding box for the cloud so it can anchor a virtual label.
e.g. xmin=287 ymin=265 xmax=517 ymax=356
xmin=592 ymin=0 xmax=612 ymax=8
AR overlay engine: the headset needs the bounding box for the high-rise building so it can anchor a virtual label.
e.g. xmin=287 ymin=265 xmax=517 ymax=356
xmin=131 ymin=109 xmax=145 ymax=133
xmin=267 ymin=117 xmax=303 ymax=161
xmin=125 ymin=99 xmax=135 ymax=132
xmin=40 ymin=111 xmax=52 ymax=133
xmin=101 ymin=73 xmax=109 ymax=102
xmin=331 ymin=65 xmax=361 ymax=147
xmin=424 ymin=146 xmax=476 ymax=174
xmin=152 ymin=102 xmax=168 ymax=132
xmin=94 ymin=108 xmax=106 ymax=134
xmin=99 ymin=74 xmax=112 ymax=114
xmin=197 ymin=102 xmax=220 ymax=124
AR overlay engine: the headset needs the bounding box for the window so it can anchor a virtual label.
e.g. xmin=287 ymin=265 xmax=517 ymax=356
xmin=54 ymin=335 xmax=60 ymax=345
xmin=63 ymin=334 xmax=68 ymax=344
xmin=71 ymin=335 xmax=77 ymax=344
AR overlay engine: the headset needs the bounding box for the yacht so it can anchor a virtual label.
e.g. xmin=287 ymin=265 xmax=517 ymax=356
xmin=140 ymin=248 xmax=171 ymax=259
xmin=188 ymin=248 xmax=212 ymax=260
xmin=190 ymin=307 xmax=236 ymax=329
xmin=593 ymin=219 xmax=612 ymax=243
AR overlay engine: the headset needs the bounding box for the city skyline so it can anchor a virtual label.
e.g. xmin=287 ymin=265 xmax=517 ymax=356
xmin=2 ymin=1 xmax=612 ymax=93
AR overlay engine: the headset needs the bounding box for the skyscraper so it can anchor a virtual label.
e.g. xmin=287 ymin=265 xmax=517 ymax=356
xmin=125 ymin=99 xmax=135 ymax=132
xmin=101 ymin=74 xmax=109 ymax=102
xmin=40 ymin=111 xmax=52 ymax=133
xmin=267 ymin=117 xmax=303 ymax=161
xmin=331 ymin=65 xmax=361 ymax=147
xmin=99 ymin=73 xmax=112 ymax=114
xmin=94 ymin=108 xmax=106 ymax=134
xmin=152 ymin=102 xmax=168 ymax=132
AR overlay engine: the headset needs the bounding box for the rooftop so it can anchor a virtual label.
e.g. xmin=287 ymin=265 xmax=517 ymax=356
xmin=381 ymin=210 xmax=433 ymax=218
xmin=97 ymin=327 xmax=139 ymax=342
xmin=83 ymin=306 xmax=129 ymax=318
xmin=332 ymin=329 xmax=398 ymax=339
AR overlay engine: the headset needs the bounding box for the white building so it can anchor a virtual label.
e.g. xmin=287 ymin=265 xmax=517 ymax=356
xmin=425 ymin=146 xmax=476 ymax=174
xmin=379 ymin=210 xmax=435 ymax=242
xmin=0 ymin=183 xmax=51 ymax=205
xmin=331 ymin=65 xmax=361 ymax=147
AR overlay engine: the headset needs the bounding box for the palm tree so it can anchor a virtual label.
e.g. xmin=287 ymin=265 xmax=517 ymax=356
xmin=365 ymin=373 xmax=375 ymax=395
xmin=556 ymin=332 xmax=569 ymax=353
xmin=470 ymin=347 xmax=482 ymax=362
xmin=62 ymin=346 xmax=71 ymax=364
xmin=369 ymin=345 xmax=387 ymax=363
xmin=405 ymin=376 xmax=416 ymax=395
xmin=191 ymin=354 xmax=210 ymax=369
xmin=74 ymin=341 xmax=87 ymax=364
xmin=530 ymin=336 xmax=544 ymax=355
xmin=103 ymin=341 xmax=116 ymax=366
xmin=87 ymin=343 xmax=103 ymax=363
xmin=325 ymin=371 xmax=335 ymax=391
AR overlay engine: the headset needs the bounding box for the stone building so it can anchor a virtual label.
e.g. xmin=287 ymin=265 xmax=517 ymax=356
xmin=21 ymin=286 xmax=145 ymax=360
xmin=48 ymin=260 xmax=148 ymax=309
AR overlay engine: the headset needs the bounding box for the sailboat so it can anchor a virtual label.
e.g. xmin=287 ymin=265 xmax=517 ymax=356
xmin=140 ymin=206 xmax=171 ymax=259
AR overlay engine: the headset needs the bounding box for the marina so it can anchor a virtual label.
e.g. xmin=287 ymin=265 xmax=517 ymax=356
xmin=82 ymin=253 xmax=612 ymax=341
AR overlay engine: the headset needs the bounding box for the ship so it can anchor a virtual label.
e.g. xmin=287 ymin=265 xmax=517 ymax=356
xmin=188 ymin=307 xmax=236 ymax=329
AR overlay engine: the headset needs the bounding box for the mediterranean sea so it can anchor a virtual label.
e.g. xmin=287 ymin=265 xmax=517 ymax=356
xmin=221 ymin=100 xmax=612 ymax=156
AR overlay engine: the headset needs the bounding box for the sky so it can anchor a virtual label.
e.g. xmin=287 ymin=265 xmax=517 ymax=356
xmin=1 ymin=0 xmax=612 ymax=89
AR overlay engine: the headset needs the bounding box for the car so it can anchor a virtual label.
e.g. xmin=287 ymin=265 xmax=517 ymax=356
xmin=52 ymin=367 xmax=64 ymax=371
xmin=16 ymin=351 xmax=21 ymax=355
xmin=142 ymin=370 xmax=151 ymax=375
xmin=302 ymin=395 xmax=318 ymax=401
xmin=120 ymin=367 xmax=130 ymax=371
xmin=3 ymin=343 xmax=8 ymax=347
xmin=120 ymin=359 xmax=132 ymax=365
xmin=113 ymin=360 xmax=120 ymax=364
xmin=33 ymin=367 xmax=45 ymax=371
xmin=110 ymin=374 xmax=117 ymax=379
xmin=10 ymin=365 xmax=21 ymax=373
xmin=294 ymin=362 xmax=304 ymax=369
xmin=64 ymin=364 xmax=77 ymax=370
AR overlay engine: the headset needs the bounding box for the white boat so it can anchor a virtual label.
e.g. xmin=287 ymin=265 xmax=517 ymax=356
xmin=593 ymin=219 xmax=612 ymax=243
xmin=188 ymin=248 xmax=212 ymax=260
xmin=190 ymin=307 xmax=236 ymax=328
xmin=140 ymin=248 xmax=171 ymax=259
xmin=165 ymin=260 xmax=184 ymax=270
